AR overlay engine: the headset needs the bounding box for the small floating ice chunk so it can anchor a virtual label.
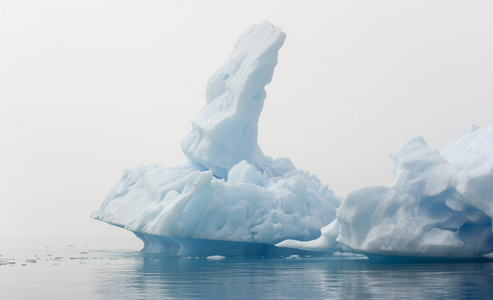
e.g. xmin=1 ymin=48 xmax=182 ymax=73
xmin=206 ymin=255 xmax=226 ymax=260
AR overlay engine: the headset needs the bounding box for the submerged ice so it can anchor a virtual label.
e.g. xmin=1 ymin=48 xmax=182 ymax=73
xmin=93 ymin=21 xmax=493 ymax=259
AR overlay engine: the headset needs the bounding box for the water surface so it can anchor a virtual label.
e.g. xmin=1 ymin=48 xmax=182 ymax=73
xmin=1 ymin=240 xmax=492 ymax=299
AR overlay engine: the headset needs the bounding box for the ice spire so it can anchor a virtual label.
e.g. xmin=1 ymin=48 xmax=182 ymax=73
xmin=181 ymin=21 xmax=286 ymax=179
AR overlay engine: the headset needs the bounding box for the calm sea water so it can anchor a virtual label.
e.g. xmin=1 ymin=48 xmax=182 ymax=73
xmin=1 ymin=239 xmax=493 ymax=299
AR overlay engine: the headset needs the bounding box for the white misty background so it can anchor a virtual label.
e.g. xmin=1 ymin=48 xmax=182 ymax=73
xmin=1 ymin=0 xmax=492 ymax=240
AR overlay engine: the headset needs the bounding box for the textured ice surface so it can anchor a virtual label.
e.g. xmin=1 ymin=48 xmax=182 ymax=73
xmin=92 ymin=21 xmax=340 ymax=256
xmin=278 ymin=124 xmax=493 ymax=259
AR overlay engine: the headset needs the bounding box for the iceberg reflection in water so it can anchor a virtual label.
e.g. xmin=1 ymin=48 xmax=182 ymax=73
xmin=2 ymin=240 xmax=492 ymax=299
xmin=95 ymin=253 xmax=493 ymax=299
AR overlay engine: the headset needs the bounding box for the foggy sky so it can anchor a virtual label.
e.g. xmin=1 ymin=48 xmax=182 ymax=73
xmin=1 ymin=0 xmax=492 ymax=239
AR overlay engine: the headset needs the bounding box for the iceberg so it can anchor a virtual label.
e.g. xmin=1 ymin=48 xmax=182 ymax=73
xmin=278 ymin=124 xmax=493 ymax=259
xmin=92 ymin=21 xmax=341 ymax=256
xmin=94 ymin=20 xmax=493 ymax=260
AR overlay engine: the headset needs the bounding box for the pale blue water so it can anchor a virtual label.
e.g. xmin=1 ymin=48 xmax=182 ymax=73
xmin=1 ymin=240 xmax=493 ymax=299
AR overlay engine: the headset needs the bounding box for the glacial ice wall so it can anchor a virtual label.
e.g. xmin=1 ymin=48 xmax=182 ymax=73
xmin=278 ymin=124 xmax=493 ymax=259
xmin=92 ymin=21 xmax=341 ymax=256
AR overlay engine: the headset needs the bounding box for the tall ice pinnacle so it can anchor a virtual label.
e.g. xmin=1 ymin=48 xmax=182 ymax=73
xmin=181 ymin=21 xmax=286 ymax=179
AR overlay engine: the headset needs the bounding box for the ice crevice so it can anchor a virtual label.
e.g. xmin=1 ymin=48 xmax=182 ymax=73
xmin=93 ymin=21 xmax=493 ymax=259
